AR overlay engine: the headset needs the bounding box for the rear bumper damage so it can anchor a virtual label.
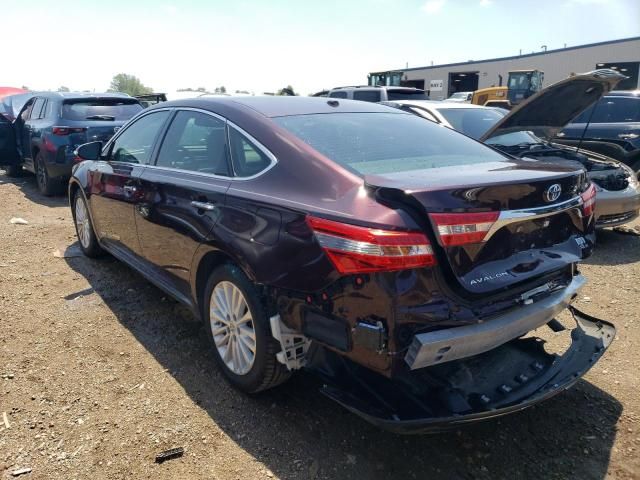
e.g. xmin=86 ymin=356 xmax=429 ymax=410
xmin=316 ymin=307 xmax=614 ymax=434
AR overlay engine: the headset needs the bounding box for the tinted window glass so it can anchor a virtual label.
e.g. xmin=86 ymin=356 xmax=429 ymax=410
xmin=386 ymin=90 xmax=429 ymax=101
xmin=30 ymin=98 xmax=45 ymax=119
xmin=228 ymin=127 xmax=272 ymax=177
xmin=1 ymin=93 xmax=35 ymax=120
xmin=590 ymin=97 xmax=640 ymax=123
xmin=353 ymin=90 xmax=381 ymax=102
xmin=437 ymin=108 xmax=504 ymax=139
xmin=571 ymin=104 xmax=594 ymax=123
xmin=62 ymin=99 xmax=143 ymax=121
xmin=329 ymin=91 xmax=348 ymax=99
xmin=20 ymin=100 xmax=34 ymax=122
xmin=156 ymin=111 xmax=229 ymax=175
xmin=274 ymin=112 xmax=506 ymax=175
xmin=110 ymin=111 xmax=169 ymax=164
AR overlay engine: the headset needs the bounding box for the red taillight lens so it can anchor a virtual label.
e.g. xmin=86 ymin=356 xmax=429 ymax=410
xmin=581 ymin=183 xmax=597 ymax=217
xmin=430 ymin=211 xmax=500 ymax=246
xmin=52 ymin=126 xmax=87 ymax=136
xmin=306 ymin=216 xmax=435 ymax=274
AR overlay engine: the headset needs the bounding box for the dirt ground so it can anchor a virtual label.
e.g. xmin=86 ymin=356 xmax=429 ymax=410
xmin=0 ymin=170 xmax=639 ymax=480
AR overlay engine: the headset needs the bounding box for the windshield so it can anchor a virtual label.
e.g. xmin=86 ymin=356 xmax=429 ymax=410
xmin=1 ymin=93 xmax=35 ymax=119
xmin=386 ymin=89 xmax=429 ymax=101
xmin=437 ymin=108 xmax=504 ymax=139
xmin=449 ymin=92 xmax=469 ymax=100
xmin=485 ymin=130 xmax=544 ymax=146
xmin=273 ymin=112 xmax=507 ymax=175
xmin=62 ymin=99 xmax=143 ymax=121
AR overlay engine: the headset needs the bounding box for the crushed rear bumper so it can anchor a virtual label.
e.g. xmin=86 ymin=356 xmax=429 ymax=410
xmin=316 ymin=307 xmax=614 ymax=434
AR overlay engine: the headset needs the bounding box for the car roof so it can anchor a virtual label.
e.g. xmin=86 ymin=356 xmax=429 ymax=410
xmin=151 ymin=96 xmax=403 ymax=118
xmin=387 ymin=100 xmax=489 ymax=110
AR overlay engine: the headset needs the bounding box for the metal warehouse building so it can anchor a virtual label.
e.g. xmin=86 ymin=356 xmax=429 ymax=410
xmin=369 ymin=36 xmax=640 ymax=100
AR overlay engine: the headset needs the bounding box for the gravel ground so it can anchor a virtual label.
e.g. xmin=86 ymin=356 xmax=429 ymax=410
xmin=0 ymin=170 xmax=639 ymax=480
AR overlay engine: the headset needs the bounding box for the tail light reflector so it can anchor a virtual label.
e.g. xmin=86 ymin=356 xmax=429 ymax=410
xmin=581 ymin=183 xmax=596 ymax=217
xmin=52 ymin=126 xmax=86 ymax=136
xmin=306 ymin=216 xmax=435 ymax=274
xmin=430 ymin=211 xmax=500 ymax=246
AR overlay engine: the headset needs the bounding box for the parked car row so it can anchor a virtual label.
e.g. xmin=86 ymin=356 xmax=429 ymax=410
xmin=0 ymin=71 xmax=622 ymax=433
xmin=0 ymin=92 xmax=143 ymax=194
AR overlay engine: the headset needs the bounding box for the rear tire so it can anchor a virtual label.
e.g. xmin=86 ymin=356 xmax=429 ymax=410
xmin=73 ymin=190 xmax=104 ymax=258
xmin=35 ymin=152 xmax=60 ymax=196
xmin=204 ymin=263 xmax=290 ymax=393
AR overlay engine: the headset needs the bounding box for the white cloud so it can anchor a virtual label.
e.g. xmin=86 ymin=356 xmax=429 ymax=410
xmin=479 ymin=0 xmax=493 ymax=6
xmin=421 ymin=0 xmax=446 ymax=14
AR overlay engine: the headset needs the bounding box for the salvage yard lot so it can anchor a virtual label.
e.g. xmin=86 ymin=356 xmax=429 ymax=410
xmin=0 ymin=171 xmax=639 ymax=480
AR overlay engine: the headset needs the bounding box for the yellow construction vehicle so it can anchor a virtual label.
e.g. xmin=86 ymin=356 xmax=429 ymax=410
xmin=472 ymin=70 xmax=544 ymax=109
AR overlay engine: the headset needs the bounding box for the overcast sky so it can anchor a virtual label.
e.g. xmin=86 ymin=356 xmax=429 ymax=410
xmin=2 ymin=0 xmax=638 ymax=95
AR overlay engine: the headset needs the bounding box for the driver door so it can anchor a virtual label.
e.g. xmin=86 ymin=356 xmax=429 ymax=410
xmin=0 ymin=114 xmax=19 ymax=168
xmin=86 ymin=110 xmax=171 ymax=258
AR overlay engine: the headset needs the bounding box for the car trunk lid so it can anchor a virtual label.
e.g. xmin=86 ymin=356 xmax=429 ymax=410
xmin=365 ymin=159 xmax=594 ymax=296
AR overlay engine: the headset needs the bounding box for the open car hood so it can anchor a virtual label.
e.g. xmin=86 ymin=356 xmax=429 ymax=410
xmin=480 ymin=69 xmax=625 ymax=143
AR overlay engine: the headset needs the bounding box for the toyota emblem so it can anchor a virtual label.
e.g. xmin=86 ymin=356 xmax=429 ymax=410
xmin=544 ymin=184 xmax=562 ymax=202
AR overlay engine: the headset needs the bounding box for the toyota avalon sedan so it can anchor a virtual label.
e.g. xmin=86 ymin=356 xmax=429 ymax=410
xmin=384 ymin=70 xmax=640 ymax=228
xmin=68 ymin=96 xmax=613 ymax=433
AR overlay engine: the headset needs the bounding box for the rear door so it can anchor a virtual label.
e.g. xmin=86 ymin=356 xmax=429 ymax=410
xmin=135 ymin=109 xmax=231 ymax=297
xmin=87 ymin=109 xmax=171 ymax=257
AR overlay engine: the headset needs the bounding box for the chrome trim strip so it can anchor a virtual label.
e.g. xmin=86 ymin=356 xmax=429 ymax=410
xmin=483 ymin=195 xmax=584 ymax=241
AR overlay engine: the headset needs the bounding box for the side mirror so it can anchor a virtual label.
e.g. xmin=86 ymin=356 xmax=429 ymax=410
xmin=74 ymin=141 xmax=103 ymax=161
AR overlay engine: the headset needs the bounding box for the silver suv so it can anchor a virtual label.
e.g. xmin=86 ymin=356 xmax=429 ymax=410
xmin=328 ymin=86 xmax=428 ymax=102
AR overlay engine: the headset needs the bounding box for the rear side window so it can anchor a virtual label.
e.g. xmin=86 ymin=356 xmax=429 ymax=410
xmin=590 ymin=97 xmax=640 ymax=123
xmin=386 ymin=89 xmax=429 ymax=101
xmin=228 ymin=127 xmax=273 ymax=177
xmin=109 ymin=111 xmax=170 ymax=164
xmin=62 ymin=99 xmax=143 ymax=121
xmin=274 ymin=112 xmax=505 ymax=175
xmin=156 ymin=110 xmax=229 ymax=175
xmin=30 ymin=98 xmax=45 ymax=119
xmin=353 ymin=90 xmax=381 ymax=102
xmin=329 ymin=91 xmax=348 ymax=99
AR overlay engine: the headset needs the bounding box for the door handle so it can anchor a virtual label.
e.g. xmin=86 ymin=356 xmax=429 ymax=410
xmin=191 ymin=201 xmax=216 ymax=211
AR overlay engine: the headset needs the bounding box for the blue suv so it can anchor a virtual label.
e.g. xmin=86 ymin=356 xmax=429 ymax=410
xmin=0 ymin=92 xmax=142 ymax=195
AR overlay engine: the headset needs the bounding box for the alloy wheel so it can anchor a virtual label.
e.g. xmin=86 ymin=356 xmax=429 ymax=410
xmin=75 ymin=196 xmax=91 ymax=249
xmin=209 ymin=281 xmax=256 ymax=375
xmin=36 ymin=158 xmax=47 ymax=192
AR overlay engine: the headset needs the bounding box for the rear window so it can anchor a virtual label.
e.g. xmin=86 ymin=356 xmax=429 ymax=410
xmin=62 ymin=99 xmax=143 ymax=121
xmin=386 ymin=89 xmax=428 ymax=101
xmin=353 ymin=90 xmax=381 ymax=102
xmin=437 ymin=108 xmax=504 ymax=139
xmin=274 ymin=112 xmax=506 ymax=175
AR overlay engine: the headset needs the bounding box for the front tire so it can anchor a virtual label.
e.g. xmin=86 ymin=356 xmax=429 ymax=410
xmin=5 ymin=163 xmax=22 ymax=177
xmin=204 ymin=264 xmax=290 ymax=393
xmin=73 ymin=191 xmax=104 ymax=258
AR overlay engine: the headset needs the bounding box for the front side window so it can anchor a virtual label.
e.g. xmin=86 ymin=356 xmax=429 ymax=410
xmin=19 ymin=100 xmax=34 ymax=122
xmin=156 ymin=110 xmax=229 ymax=175
xmin=590 ymin=97 xmax=640 ymax=123
xmin=109 ymin=111 xmax=170 ymax=164
xmin=329 ymin=91 xmax=348 ymax=99
xmin=274 ymin=112 xmax=506 ymax=175
xmin=228 ymin=127 xmax=272 ymax=177
xmin=387 ymin=89 xmax=429 ymax=101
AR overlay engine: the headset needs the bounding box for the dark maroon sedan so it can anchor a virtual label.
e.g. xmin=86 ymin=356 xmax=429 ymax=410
xmin=69 ymin=96 xmax=614 ymax=433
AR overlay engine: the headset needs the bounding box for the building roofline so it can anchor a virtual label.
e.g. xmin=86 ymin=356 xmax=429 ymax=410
xmin=374 ymin=36 xmax=640 ymax=74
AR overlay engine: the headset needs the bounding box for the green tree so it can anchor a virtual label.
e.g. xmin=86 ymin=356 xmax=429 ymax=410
xmin=214 ymin=86 xmax=227 ymax=94
xmin=108 ymin=73 xmax=153 ymax=96
xmin=277 ymin=85 xmax=297 ymax=96
xmin=57 ymin=86 xmax=70 ymax=92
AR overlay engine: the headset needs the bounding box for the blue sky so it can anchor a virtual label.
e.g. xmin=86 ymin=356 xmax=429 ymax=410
xmin=2 ymin=0 xmax=638 ymax=94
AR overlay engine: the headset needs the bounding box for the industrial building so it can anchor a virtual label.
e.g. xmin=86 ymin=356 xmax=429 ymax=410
xmin=369 ymin=36 xmax=640 ymax=100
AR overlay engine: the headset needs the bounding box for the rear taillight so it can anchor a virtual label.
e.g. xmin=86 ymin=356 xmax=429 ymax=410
xmin=306 ymin=216 xmax=435 ymax=274
xmin=430 ymin=212 xmax=500 ymax=246
xmin=581 ymin=183 xmax=597 ymax=217
xmin=52 ymin=126 xmax=87 ymax=136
